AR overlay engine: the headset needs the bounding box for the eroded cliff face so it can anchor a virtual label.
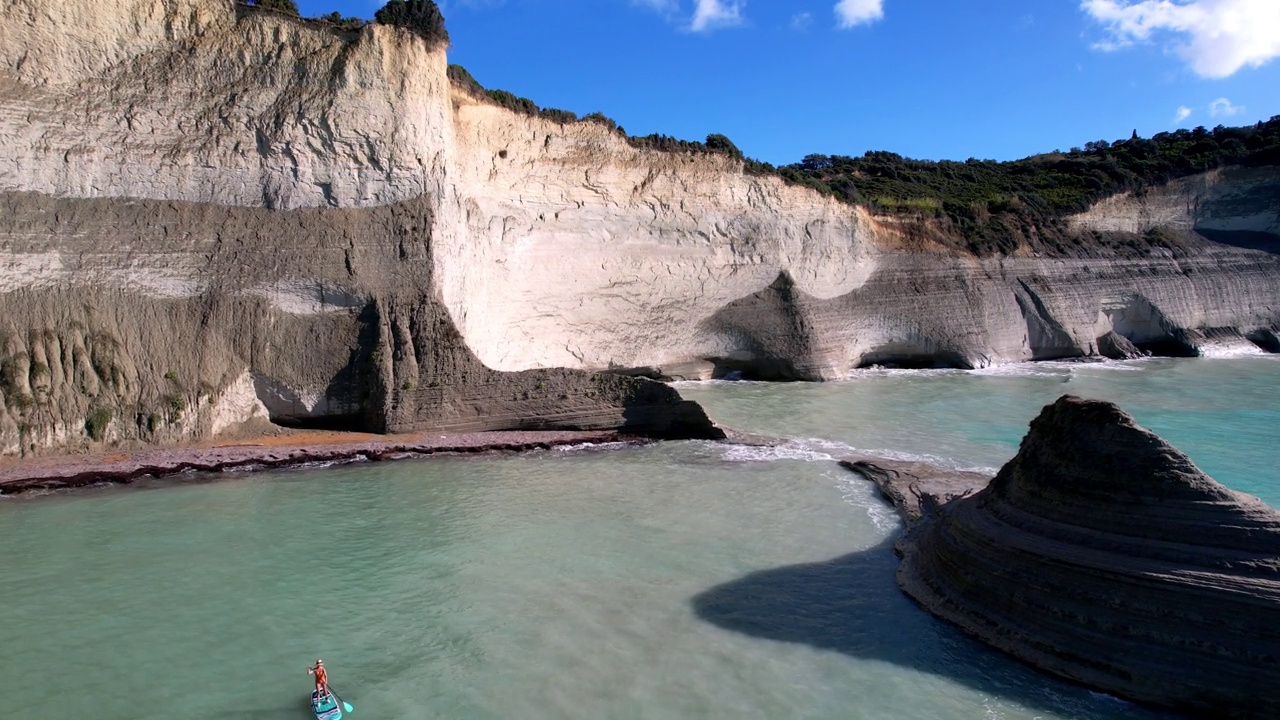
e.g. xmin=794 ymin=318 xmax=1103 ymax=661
xmin=2 ymin=0 xmax=1278 ymax=452
xmin=442 ymin=90 xmax=1280 ymax=378
xmin=441 ymin=94 xmax=877 ymax=378
xmin=1070 ymin=167 xmax=1280 ymax=238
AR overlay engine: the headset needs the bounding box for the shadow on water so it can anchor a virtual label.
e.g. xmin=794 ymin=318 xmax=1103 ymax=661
xmin=691 ymin=536 xmax=1173 ymax=719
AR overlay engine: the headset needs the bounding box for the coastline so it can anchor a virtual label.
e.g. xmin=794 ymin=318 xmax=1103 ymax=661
xmin=0 ymin=429 xmax=648 ymax=496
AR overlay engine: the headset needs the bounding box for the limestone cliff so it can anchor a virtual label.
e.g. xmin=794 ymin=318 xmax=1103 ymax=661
xmin=1 ymin=0 xmax=1278 ymax=452
xmin=890 ymin=396 xmax=1280 ymax=717
xmin=442 ymin=101 xmax=1280 ymax=375
xmin=0 ymin=0 xmax=724 ymax=453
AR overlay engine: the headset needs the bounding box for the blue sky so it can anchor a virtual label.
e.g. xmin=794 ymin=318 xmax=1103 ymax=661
xmin=295 ymin=0 xmax=1280 ymax=165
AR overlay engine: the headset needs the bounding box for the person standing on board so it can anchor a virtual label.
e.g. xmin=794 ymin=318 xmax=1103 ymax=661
xmin=309 ymin=659 xmax=330 ymax=697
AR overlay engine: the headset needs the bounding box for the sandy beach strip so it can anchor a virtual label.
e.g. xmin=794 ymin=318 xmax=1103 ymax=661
xmin=0 ymin=429 xmax=644 ymax=495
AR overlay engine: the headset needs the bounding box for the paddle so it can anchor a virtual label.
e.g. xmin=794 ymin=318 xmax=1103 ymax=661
xmin=328 ymin=688 xmax=354 ymax=714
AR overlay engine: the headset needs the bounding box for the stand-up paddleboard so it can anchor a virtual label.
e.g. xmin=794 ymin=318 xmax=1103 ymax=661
xmin=311 ymin=689 xmax=343 ymax=720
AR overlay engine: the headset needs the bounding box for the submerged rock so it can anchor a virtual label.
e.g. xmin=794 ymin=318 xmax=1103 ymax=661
xmin=895 ymin=395 xmax=1280 ymax=718
xmin=838 ymin=457 xmax=987 ymax=526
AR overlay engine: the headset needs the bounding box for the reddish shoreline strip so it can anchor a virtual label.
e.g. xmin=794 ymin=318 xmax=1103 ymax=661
xmin=0 ymin=430 xmax=643 ymax=495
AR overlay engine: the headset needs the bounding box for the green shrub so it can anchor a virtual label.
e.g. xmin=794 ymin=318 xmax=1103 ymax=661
xmin=448 ymin=64 xmax=485 ymax=96
xmin=873 ymin=196 xmax=942 ymax=212
xmin=705 ymin=133 xmax=743 ymax=159
xmin=539 ymin=107 xmax=578 ymax=124
xmin=317 ymin=11 xmax=365 ymax=30
xmin=485 ymin=89 xmax=539 ymax=116
xmin=374 ymin=0 xmax=449 ymax=47
xmin=582 ymin=112 xmax=621 ymax=133
xmin=165 ymin=395 xmax=187 ymax=419
xmin=86 ymin=407 xmax=112 ymax=441
xmin=447 ymin=67 xmax=625 ymax=135
xmin=246 ymin=0 xmax=299 ymax=15
xmin=628 ymin=133 xmax=709 ymax=154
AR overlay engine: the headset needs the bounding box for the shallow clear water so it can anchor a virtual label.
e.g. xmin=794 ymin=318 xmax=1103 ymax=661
xmin=3 ymin=358 xmax=1276 ymax=719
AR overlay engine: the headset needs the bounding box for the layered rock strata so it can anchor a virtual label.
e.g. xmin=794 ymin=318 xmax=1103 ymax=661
xmin=885 ymin=396 xmax=1280 ymax=717
xmin=2 ymin=0 xmax=1279 ymax=452
xmin=0 ymin=190 xmax=723 ymax=452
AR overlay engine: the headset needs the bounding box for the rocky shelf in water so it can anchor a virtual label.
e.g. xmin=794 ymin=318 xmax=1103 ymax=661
xmin=842 ymin=395 xmax=1280 ymax=718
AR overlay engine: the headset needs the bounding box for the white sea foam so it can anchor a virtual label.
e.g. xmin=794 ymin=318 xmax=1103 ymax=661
xmin=818 ymin=437 xmax=1000 ymax=474
xmin=845 ymin=359 xmax=1155 ymax=381
xmin=846 ymin=447 xmax=1001 ymax=476
xmin=716 ymin=439 xmax=906 ymax=531
xmin=9 ymin=487 xmax=59 ymax=498
xmin=718 ymin=441 xmax=840 ymax=464
xmin=224 ymin=462 xmax=269 ymax=473
xmin=714 ymin=435 xmax=999 ymax=476
xmin=713 ymin=437 xmax=994 ymax=533
xmin=830 ymin=467 xmax=900 ymax=532
xmin=969 ymin=361 xmax=1101 ymax=377
xmin=668 ymin=378 xmax=767 ymax=389
xmin=1198 ymin=343 xmax=1267 ymax=358
xmin=554 ymin=441 xmax=633 ymax=454
xmin=846 ymin=366 xmax=968 ymax=380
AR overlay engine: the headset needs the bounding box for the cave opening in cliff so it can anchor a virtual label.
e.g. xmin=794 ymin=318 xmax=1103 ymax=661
xmin=250 ymin=372 xmax=373 ymax=434
xmin=854 ymin=347 xmax=972 ymax=371
xmin=269 ymin=413 xmax=369 ymax=433
xmin=708 ymin=357 xmax=807 ymax=382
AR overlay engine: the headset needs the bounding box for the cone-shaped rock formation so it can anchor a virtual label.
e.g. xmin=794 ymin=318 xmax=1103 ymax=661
xmin=897 ymin=395 xmax=1280 ymax=718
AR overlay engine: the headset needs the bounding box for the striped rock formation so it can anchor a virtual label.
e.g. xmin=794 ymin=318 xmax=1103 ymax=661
xmin=896 ymin=395 xmax=1280 ymax=717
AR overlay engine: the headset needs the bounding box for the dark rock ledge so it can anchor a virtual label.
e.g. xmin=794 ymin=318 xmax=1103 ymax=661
xmin=842 ymin=395 xmax=1280 ymax=718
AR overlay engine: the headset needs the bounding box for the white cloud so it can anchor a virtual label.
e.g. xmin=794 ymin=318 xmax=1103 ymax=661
xmin=1081 ymin=0 xmax=1280 ymax=78
xmin=791 ymin=12 xmax=814 ymax=30
xmin=835 ymin=0 xmax=884 ymax=28
xmin=1209 ymin=97 xmax=1244 ymax=117
xmin=1174 ymin=105 xmax=1193 ymax=122
xmin=690 ymin=0 xmax=745 ymax=32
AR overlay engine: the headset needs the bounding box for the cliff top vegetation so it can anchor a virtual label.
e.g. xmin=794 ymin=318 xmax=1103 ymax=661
xmin=776 ymin=118 xmax=1280 ymax=255
xmin=237 ymin=0 xmax=446 ymax=47
xmin=446 ymin=64 xmax=752 ymax=166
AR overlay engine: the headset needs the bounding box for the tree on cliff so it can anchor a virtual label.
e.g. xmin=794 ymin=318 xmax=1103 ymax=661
xmin=245 ymin=0 xmax=299 ymax=15
xmin=374 ymin=0 xmax=449 ymax=47
xmin=705 ymin=133 xmax=744 ymax=159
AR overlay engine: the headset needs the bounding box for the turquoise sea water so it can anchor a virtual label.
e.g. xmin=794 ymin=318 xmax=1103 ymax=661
xmin=1 ymin=357 xmax=1276 ymax=719
xmin=681 ymin=356 xmax=1280 ymax=505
